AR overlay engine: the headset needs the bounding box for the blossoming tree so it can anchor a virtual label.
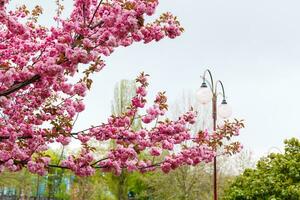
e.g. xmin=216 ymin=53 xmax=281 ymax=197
xmin=0 ymin=0 xmax=243 ymax=176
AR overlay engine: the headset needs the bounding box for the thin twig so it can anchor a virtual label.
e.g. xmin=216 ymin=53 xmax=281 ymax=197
xmin=48 ymin=164 xmax=69 ymax=169
xmin=83 ymin=4 xmax=86 ymax=26
xmin=88 ymin=0 xmax=104 ymax=27
xmin=91 ymin=157 xmax=109 ymax=166
xmin=57 ymin=146 xmax=65 ymax=165
xmin=90 ymin=21 xmax=104 ymax=30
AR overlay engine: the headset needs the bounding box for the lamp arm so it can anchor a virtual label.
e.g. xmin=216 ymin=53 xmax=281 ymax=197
xmin=215 ymin=80 xmax=226 ymax=101
xmin=202 ymin=69 xmax=214 ymax=92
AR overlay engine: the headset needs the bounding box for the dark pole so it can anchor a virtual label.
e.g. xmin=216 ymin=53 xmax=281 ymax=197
xmin=212 ymin=93 xmax=218 ymax=200
xmin=202 ymin=69 xmax=224 ymax=200
xmin=201 ymin=69 xmax=227 ymax=200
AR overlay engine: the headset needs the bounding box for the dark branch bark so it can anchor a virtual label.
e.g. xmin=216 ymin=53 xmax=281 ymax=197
xmin=0 ymin=125 xmax=103 ymax=141
xmin=90 ymin=21 xmax=104 ymax=30
xmin=48 ymin=164 xmax=70 ymax=169
xmin=91 ymin=157 xmax=109 ymax=166
xmin=139 ymin=162 xmax=164 ymax=170
xmin=88 ymin=0 xmax=104 ymax=28
xmin=0 ymin=134 xmax=199 ymax=142
xmin=0 ymin=74 xmax=41 ymax=97
xmin=0 ymin=1 xmax=106 ymax=99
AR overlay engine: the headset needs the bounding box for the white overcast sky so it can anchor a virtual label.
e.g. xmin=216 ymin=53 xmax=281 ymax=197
xmin=10 ymin=0 xmax=300 ymax=158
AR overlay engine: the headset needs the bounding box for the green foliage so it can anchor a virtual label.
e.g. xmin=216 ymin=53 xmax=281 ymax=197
xmin=223 ymin=138 xmax=300 ymax=200
xmin=69 ymin=171 xmax=112 ymax=200
xmin=111 ymin=79 xmax=136 ymax=116
xmin=0 ymin=169 xmax=35 ymax=197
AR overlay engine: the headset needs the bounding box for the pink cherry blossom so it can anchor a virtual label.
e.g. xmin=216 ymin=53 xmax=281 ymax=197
xmin=0 ymin=0 xmax=243 ymax=177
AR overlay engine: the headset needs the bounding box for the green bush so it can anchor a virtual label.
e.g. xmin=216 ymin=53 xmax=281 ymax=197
xmin=223 ymin=138 xmax=300 ymax=200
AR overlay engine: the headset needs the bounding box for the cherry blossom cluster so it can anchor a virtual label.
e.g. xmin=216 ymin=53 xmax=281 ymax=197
xmin=60 ymin=149 xmax=95 ymax=176
xmin=0 ymin=0 xmax=243 ymax=176
xmin=0 ymin=0 xmax=183 ymax=175
xmin=58 ymin=73 xmax=244 ymax=176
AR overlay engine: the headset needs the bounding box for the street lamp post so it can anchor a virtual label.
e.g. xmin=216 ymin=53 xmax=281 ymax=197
xmin=196 ymin=69 xmax=232 ymax=200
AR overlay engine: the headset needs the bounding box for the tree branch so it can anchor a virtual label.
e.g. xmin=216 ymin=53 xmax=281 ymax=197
xmin=90 ymin=21 xmax=104 ymax=30
xmin=88 ymin=0 xmax=104 ymax=28
xmin=0 ymin=74 xmax=41 ymax=97
xmin=91 ymin=157 xmax=109 ymax=166
xmin=0 ymin=125 xmax=102 ymax=141
xmin=47 ymin=164 xmax=70 ymax=169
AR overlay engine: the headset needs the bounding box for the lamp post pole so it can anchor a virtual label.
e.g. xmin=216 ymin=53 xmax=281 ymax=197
xmin=212 ymin=93 xmax=218 ymax=200
xmin=197 ymin=69 xmax=231 ymax=200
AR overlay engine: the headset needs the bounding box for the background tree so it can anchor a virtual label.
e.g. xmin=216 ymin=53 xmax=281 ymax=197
xmin=69 ymin=171 xmax=111 ymax=200
xmin=223 ymin=138 xmax=300 ymax=200
xmin=44 ymin=149 xmax=72 ymax=200
xmin=0 ymin=169 xmax=34 ymax=199
xmin=109 ymin=79 xmax=139 ymax=200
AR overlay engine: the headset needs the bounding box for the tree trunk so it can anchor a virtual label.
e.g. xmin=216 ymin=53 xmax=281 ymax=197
xmin=117 ymin=171 xmax=127 ymax=200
